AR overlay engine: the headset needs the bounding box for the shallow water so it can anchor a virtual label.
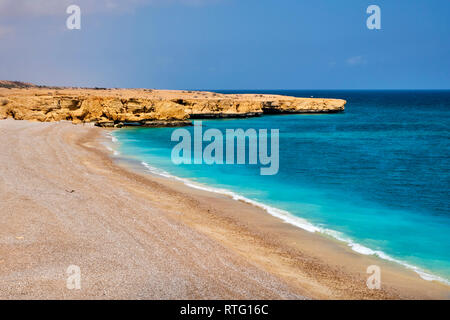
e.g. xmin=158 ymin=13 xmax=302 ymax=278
xmin=111 ymin=90 xmax=450 ymax=283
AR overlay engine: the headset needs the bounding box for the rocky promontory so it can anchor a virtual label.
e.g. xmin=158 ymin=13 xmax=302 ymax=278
xmin=0 ymin=83 xmax=346 ymax=127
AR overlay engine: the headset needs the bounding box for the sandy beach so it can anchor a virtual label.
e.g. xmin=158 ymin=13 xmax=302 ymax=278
xmin=0 ymin=119 xmax=448 ymax=300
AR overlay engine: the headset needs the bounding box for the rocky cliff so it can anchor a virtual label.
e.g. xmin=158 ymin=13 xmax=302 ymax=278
xmin=0 ymin=86 xmax=346 ymax=127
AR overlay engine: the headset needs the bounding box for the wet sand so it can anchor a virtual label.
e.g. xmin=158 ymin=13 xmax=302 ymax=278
xmin=0 ymin=120 xmax=448 ymax=299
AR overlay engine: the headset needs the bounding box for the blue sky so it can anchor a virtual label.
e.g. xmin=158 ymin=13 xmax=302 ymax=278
xmin=0 ymin=0 xmax=449 ymax=89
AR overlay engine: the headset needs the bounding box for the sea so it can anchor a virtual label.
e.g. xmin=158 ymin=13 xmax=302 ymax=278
xmin=108 ymin=90 xmax=450 ymax=284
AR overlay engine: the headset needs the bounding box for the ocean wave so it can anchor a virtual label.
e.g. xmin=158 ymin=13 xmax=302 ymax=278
xmin=138 ymin=160 xmax=450 ymax=286
xmin=104 ymin=132 xmax=120 ymax=156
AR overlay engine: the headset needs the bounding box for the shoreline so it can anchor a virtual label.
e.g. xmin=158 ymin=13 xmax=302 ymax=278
xmin=102 ymin=128 xmax=449 ymax=299
xmin=129 ymin=157 xmax=450 ymax=286
xmin=0 ymin=119 xmax=448 ymax=299
xmin=106 ymin=129 xmax=450 ymax=287
xmin=139 ymin=159 xmax=449 ymax=286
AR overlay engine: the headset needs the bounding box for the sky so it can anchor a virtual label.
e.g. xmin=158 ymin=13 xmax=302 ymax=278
xmin=0 ymin=0 xmax=449 ymax=89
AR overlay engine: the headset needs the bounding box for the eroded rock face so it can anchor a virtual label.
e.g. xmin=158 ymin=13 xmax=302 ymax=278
xmin=0 ymin=87 xmax=346 ymax=126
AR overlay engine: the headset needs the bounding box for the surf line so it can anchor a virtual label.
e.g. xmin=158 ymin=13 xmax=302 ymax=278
xmin=170 ymin=121 xmax=279 ymax=175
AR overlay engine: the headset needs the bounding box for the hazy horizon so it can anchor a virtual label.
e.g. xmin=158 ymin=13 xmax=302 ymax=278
xmin=3 ymin=80 xmax=450 ymax=91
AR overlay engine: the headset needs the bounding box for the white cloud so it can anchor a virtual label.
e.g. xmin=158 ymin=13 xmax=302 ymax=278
xmin=346 ymin=56 xmax=367 ymax=66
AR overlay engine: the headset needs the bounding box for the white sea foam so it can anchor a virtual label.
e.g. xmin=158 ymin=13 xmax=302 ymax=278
xmin=104 ymin=132 xmax=120 ymax=156
xmin=139 ymin=160 xmax=450 ymax=286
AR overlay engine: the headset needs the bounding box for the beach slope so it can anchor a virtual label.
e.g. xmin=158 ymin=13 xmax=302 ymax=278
xmin=0 ymin=120 xmax=448 ymax=299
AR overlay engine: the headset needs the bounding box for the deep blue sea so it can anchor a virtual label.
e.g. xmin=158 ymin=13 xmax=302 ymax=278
xmin=110 ymin=90 xmax=450 ymax=283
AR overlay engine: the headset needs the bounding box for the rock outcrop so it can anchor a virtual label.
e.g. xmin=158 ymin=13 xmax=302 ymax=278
xmin=0 ymin=86 xmax=346 ymax=127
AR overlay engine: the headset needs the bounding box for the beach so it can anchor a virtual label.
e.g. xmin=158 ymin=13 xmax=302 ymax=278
xmin=0 ymin=119 xmax=448 ymax=300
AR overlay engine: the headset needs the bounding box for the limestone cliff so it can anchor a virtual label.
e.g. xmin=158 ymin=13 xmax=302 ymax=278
xmin=0 ymin=86 xmax=346 ymax=127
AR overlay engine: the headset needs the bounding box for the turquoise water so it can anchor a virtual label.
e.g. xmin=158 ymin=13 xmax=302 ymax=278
xmin=111 ymin=90 xmax=450 ymax=283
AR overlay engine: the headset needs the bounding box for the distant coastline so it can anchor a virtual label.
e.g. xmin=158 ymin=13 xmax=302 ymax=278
xmin=0 ymin=81 xmax=345 ymax=128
